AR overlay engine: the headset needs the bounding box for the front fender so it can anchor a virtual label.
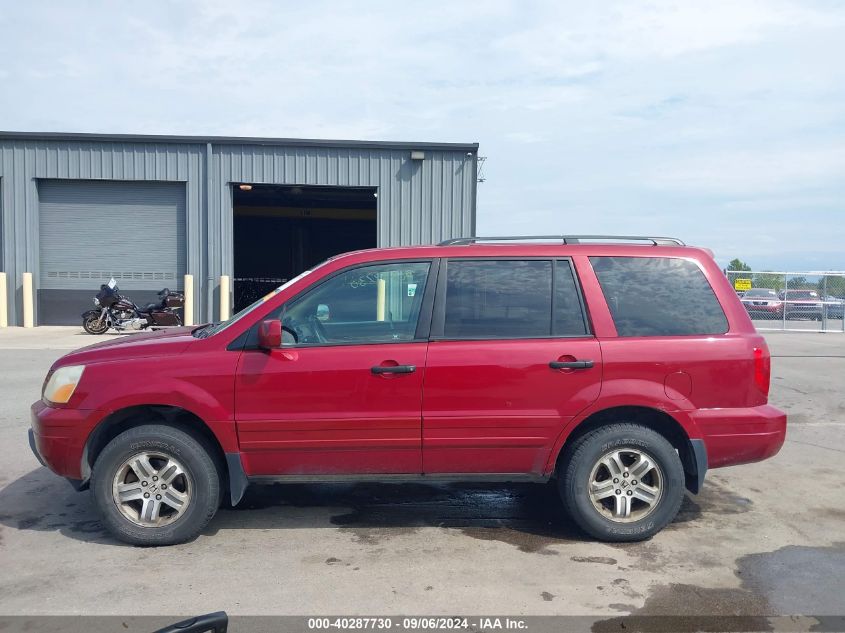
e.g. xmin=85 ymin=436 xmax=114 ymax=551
xmin=75 ymin=354 xmax=240 ymax=455
xmin=84 ymin=397 xmax=239 ymax=455
xmin=94 ymin=381 xmax=230 ymax=424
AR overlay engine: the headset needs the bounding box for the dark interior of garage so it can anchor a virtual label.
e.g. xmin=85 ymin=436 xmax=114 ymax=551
xmin=232 ymin=184 xmax=377 ymax=310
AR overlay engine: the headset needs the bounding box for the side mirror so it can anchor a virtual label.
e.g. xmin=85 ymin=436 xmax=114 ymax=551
xmin=257 ymin=319 xmax=282 ymax=350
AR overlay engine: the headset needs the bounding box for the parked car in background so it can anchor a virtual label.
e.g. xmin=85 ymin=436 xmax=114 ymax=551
xmin=823 ymin=295 xmax=845 ymax=320
xmin=29 ymin=235 xmax=786 ymax=546
xmin=740 ymin=288 xmax=783 ymax=320
xmin=780 ymin=289 xmax=824 ymax=320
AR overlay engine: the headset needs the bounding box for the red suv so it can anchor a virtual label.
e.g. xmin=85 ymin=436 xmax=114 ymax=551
xmin=29 ymin=236 xmax=786 ymax=545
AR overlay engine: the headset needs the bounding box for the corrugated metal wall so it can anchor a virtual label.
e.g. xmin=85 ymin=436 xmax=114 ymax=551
xmin=0 ymin=134 xmax=477 ymax=326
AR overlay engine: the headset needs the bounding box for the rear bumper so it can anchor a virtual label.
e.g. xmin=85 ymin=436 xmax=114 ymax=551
xmin=30 ymin=400 xmax=100 ymax=480
xmin=691 ymin=404 xmax=787 ymax=468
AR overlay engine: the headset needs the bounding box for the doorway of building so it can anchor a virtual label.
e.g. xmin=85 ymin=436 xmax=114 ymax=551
xmin=232 ymin=184 xmax=377 ymax=311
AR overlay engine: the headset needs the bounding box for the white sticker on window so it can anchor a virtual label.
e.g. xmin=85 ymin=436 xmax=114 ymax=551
xmin=407 ymin=283 xmax=418 ymax=297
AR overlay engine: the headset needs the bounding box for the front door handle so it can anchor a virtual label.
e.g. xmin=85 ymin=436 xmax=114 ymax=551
xmin=371 ymin=364 xmax=416 ymax=375
xmin=549 ymin=360 xmax=594 ymax=370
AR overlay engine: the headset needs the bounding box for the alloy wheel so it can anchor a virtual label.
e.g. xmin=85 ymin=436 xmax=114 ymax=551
xmin=587 ymin=448 xmax=663 ymax=522
xmin=111 ymin=451 xmax=192 ymax=527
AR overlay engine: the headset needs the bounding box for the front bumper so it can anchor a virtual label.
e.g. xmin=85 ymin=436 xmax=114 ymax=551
xmin=785 ymin=306 xmax=822 ymax=316
xmin=691 ymin=404 xmax=787 ymax=469
xmin=744 ymin=304 xmax=781 ymax=312
xmin=30 ymin=400 xmax=100 ymax=480
xmin=745 ymin=307 xmax=782 ymax=316
xmin=28 ymin=428 xmax=47 ymax=467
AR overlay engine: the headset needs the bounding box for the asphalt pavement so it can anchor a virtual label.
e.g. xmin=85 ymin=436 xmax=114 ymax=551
xmin=0 ymin=327 xmax=842 ymax=623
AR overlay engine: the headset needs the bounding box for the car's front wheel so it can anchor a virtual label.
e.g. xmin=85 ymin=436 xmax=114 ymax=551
xmin=558 ymin=423 xmax=685 ymax=542
xmin=91 ymin=424 xmax=221 ymax=546
xmin=82 ymin=313 xmax=109 ymax=335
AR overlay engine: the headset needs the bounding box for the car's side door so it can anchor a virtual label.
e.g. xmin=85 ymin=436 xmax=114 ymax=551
xmin=235 ymin=260 xmax=437 ymax=476
xmin=421 ymin=258 xmax=602 ymax=475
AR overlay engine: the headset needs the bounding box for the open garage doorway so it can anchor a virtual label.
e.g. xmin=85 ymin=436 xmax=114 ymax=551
xmin=232 ymin=184 xmax=377 ymax=311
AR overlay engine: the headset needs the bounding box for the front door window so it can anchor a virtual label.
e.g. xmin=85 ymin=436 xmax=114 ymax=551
xmin=281 ymin=261 xmax=431 ymax=345
xmin=235 ymin=260 xmax=434 ymax=476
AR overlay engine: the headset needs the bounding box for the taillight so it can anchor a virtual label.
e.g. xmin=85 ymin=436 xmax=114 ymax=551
xmin=753 ymin=347 xmax=771 ymax=397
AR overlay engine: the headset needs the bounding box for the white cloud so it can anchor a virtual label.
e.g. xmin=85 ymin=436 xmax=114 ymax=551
xmin=645 ymin=145 xmax=845 ymax=195
xmin=495 ymin=0 xmax=843 ymax=64
xmin=0 ymin=0 xmax=843 ymax=267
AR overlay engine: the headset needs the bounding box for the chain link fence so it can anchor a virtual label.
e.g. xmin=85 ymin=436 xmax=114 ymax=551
xmin=725 ymin=270 xmax=845 ymax=332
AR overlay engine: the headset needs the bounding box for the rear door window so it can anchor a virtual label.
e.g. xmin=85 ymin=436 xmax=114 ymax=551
xmin=443 ymin=260 xmax=552 ymax=338
xmin=590 ymin=256 xmax=728 ymax=336
xmin=554 ymin=260 xmax=589 ymax=336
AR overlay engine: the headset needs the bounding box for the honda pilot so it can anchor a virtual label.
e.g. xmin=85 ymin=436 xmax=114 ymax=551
xmin=29 ymin=235 xmax=787 ymax=545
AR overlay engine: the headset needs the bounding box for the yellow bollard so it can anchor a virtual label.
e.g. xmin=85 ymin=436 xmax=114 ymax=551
xmin=219 ymin=275 xmax=231 ymax=321
xmin=376 ymin=278 xmax=386 ymax=321
xmin=0 ymin=272 xmax=7 ymax=327
xmin=22 ymin=272 xmax=34 ymax=328
xmin=183 ymin=274 xmax=194 ymax=326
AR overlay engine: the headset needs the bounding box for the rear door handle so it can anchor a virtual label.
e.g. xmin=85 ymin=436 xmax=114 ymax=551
xmin=549 ymin=360 xmax=594 ymax=370
xmin=371 ymin=364 xmax=416 ymax=374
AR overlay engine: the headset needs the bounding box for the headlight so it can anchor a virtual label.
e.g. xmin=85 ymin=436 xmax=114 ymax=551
xmin=94 ymin=297 xmax=100 ymax=306
xmin=43 ymin=365 xmax=85 ymax=404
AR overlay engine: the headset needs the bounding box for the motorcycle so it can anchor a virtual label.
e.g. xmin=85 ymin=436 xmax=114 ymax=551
xmin=81 ymin=278 xmax=185 ymax=335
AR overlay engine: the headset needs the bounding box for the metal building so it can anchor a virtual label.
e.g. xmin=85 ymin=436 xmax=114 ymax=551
xmin=0 ymin=132 xmax=478 ymax=326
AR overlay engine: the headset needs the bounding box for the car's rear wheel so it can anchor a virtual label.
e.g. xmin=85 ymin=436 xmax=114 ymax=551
xmin=91 ymin=424 xmax=220 ymax=546
xmin=558 ymin=423 xmax=684 ymax=542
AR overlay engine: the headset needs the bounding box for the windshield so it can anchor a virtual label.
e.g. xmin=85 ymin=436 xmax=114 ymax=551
xmin=196 ymin=268 xmax=319 ymax=338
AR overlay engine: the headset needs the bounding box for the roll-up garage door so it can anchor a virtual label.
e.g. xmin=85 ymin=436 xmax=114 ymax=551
xmin=38 ymin=180 xmax=186 ymax=325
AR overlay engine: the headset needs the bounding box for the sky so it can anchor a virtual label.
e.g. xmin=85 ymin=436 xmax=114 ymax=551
xmin=1 ymin=0 xmax=843 ymax=271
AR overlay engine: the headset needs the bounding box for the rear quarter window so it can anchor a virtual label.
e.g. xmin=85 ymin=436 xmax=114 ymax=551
xmin=590 ymin=256 xmax=729 ymax=336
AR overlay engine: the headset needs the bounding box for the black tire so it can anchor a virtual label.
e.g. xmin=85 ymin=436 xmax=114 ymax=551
xmin=82 ymin=314 xmax=109 ymax=335
xmin=558 ymin=423 xmax=684 ymax=542
xmin=91 ymin=424 xmax=221 ymax=546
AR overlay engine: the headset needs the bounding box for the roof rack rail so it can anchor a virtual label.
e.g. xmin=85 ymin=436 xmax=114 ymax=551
xmin=437 ymin=235 xmax=685 ymax=246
